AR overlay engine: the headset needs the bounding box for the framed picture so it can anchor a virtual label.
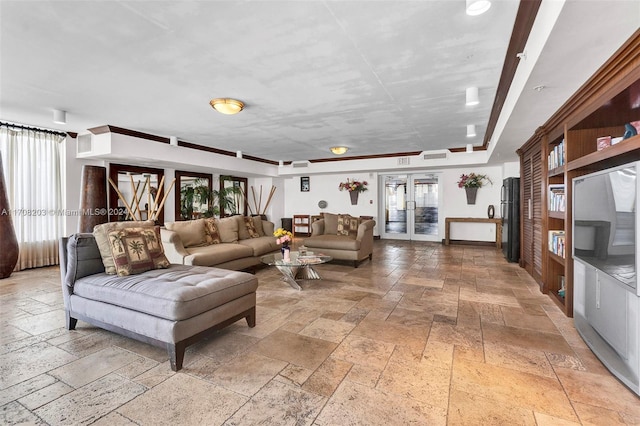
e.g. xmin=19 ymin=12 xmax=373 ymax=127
xmin=301 ymin=176 xmax=310 ymax=192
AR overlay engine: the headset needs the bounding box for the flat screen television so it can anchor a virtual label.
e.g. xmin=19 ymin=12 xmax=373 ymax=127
xmin=572 ymin=161 xmax=638 ymax=290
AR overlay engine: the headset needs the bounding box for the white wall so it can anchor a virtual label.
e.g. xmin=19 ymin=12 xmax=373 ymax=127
xmin=440 ymin=166 xmax=504 ymax=242
xmin=65 ymin=131 xmax=521 ymax=243
xmin=62 ymin=136 xmax=106 ymax=236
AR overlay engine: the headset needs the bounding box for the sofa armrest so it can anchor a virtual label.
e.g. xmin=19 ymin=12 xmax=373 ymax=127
xmin=311 ymin=219 xmax=325 ymax=236
xmin=160 ymin=228 xmax=189 ymax=264
xmin=356 ymin=219 xmax=375 ymax=241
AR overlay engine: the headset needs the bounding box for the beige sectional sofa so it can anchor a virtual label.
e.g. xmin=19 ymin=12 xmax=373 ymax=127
xmin=161 ymin=216 xmax=280 ymax=270
xmin=303 ymin=213 xmax=375 ymax=267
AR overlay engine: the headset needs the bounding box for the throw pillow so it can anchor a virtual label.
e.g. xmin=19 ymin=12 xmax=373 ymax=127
xmin=107 ymin=227 xmax=170 ymax=276
xmin=93 ymin=220 xmax=154 ymax=275
xmin=252 ymin=216 xmax=265 ymax=236
xmin=323 ymin=212 xmax=339 ymax=235
xmin=337 ymin=214 xmax=359 ymax=238
xmin=243 ymin=216 xmax=260 ymax=238
xmin=165 ymin=219 xmax=206 ymax=247
xmin=203 ymin=218 xmax=221 ymax=244
xmin=215 ymin=216 xmax=239 ymax=243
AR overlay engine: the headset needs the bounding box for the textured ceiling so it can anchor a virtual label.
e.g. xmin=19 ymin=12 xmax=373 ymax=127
xmin=1 ymin=1 xmax=638 ymax=165
xmin=0 ymin=0 xmax=517 ymax=162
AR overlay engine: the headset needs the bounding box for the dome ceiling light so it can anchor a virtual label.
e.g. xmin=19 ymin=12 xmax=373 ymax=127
xmin=330 ymin=146 xmax=349 ymax=155
xmin=210 ymin=98 xmax=244 ymax=115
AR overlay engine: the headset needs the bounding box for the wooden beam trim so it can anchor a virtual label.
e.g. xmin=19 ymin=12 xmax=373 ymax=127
xmin=483 ymin=0 xmax=542 ymax=148
xmin=88 ymin=125 xmax=170 ymax=143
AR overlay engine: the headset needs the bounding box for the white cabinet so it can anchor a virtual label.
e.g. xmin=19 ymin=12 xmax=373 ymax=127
xmin=584 ymin=268 xmax=629 ymax=357
xmin=574 ymin=259 xmax=639 ymax=396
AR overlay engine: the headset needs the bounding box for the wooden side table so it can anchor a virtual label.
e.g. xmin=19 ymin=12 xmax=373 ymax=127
xmin=444 ymin=217 xmax=502 ymax=249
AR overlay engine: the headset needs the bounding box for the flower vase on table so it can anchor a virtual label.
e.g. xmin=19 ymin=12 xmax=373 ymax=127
xmin=274 ymin=227 xmax=293 ymax=262
xmin=281 ymin=244 xmax=291 ymax=261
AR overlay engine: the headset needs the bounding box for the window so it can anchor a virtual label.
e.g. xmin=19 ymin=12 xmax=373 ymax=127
xmin=0 ymin=124 xmax=65 ymax=270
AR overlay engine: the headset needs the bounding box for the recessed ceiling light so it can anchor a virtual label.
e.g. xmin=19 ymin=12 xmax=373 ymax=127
xmin=330 ymin=146 xmax=349 ymax=155
xmin=467 ymin=124 xmax=476 ymax=138
xmin=466 ymin=0 xmax=491 ymax=16
xmin=210 ymin=98 xmax=244 ymax=115
xmin=466 ymin=87 xmax=479 ymax=106
xmin=53 ymin=109 xmax=66 ymax=124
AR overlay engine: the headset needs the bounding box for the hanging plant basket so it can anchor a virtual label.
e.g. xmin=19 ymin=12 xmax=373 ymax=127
xmin=465 ymin=187 xmax=478 ymax=205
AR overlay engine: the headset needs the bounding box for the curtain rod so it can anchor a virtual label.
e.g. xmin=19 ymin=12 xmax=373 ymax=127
xmin=0 ymin=121 xmax=68 ymax=137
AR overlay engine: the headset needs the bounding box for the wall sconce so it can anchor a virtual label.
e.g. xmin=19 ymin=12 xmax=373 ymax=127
xmin=467 ymin=124 xmax=476 ymax=137
xmin=466 ymin=87 xmax=479 ymax=106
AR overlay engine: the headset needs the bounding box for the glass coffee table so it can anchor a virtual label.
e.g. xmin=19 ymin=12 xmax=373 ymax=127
xmin=261 ymin=251 xmax=332 ymax=290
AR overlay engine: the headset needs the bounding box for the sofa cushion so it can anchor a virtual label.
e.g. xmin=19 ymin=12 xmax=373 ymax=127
xmin=72 ymin=264 xmax=258 ymax=321
xmin=185 ymin=243 xmax=253 ymax=266
xmin=108 ymin=227 xmax=170 ymax=276
xmin=93 ymin=220 xmax=154 ymax=275
xmin=216 ymin=217 xmax=239 ymax=243
xmin=337 ymin=215 xmax=359 ymax=238
xmin=323 ymin=213 xmax=339 ymax=235
xmin=303 ymin=234 xmax=361 ymax=251
xmin=238 ymin=236 xmax=280 ymax=256
xmin=203 ymin=218 xmax=222 ymax=245
xmin=165 ymin=219 xmax=206 ymax=248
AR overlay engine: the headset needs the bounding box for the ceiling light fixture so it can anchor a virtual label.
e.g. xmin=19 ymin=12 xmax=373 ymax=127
xmin=466 ymin=87 xmax=479 ymax=106
xmin=330 ymin=146 xmax=349 ymax=155
xmin=209 ymin=98 xmax=244 ymax=115
xmin=53 ymin=109 xmax=66 ymax=124
xmin=467 ymin=124 xmax=476 ymax=138
xmin=466 ymin=0 xmax=491 ymax=16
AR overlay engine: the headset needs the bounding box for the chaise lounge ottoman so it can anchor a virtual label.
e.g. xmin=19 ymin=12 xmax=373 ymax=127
xmin=59 ymin=233 xmax=258 ymax=371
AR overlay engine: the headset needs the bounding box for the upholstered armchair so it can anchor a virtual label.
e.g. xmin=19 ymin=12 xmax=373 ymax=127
xmin=302 ymin=213 xmax=375 ymax=267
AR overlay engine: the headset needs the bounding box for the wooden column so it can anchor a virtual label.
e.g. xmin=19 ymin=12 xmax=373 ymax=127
xmin=78 ymin=165 xmax=108 ymax=233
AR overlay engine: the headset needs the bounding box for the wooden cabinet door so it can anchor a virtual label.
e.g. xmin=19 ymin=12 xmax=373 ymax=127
xmin=519 ymin=142 xmax=544 ymax=290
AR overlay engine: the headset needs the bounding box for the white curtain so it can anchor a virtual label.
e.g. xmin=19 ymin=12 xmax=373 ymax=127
xmin=0 ymin=126 xmax=65 ymax=270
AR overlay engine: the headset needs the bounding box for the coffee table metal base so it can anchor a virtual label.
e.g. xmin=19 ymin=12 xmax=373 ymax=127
xmin=275 ymin=264 xmax=322 ymax=290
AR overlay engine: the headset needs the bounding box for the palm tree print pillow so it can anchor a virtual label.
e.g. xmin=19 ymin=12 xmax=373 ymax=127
xmin=108 ymin=227 xmax=170 ymax=276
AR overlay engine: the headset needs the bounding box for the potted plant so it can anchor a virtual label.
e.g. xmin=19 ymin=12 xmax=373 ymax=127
xmin=457 ymin=173 xmax=492 ymax=204
xmin=338 ymin=178 xmax=369 ymax=205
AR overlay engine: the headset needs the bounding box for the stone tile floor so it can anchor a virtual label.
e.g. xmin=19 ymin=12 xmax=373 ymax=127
xmin=1 ymin=240 xmax=639 ymax=425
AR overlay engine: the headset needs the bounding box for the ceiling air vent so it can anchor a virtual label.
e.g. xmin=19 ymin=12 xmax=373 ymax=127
xmin=397 ymin=157 xmax=411 ymax=166
xmin=77 ymin=134 xmax=92 ymax=154
xmin=423 ymin=153 xmax=447 ymax=160
xmin=292 ymin=161 xmax=309 ymax=168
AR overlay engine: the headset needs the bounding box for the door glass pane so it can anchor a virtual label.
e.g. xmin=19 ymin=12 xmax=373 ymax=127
xmin=385 ymin=175 xmax=407 ymax=234
xmin=413 ymin=177 xmax=438 ymax=235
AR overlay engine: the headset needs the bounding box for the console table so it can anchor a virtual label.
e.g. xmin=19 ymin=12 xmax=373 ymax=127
xmin=444 ymin=217 xmax=502 ymax=249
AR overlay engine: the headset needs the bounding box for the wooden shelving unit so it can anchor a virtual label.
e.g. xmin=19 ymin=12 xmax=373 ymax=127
xmin=522 ymin=29 xmax=640 ymax=317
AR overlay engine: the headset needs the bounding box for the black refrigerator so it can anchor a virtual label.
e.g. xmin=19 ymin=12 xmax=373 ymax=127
xmin=501 ymin=177 xmax=520 ymax=262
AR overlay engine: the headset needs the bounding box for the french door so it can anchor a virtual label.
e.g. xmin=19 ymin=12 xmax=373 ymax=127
xmin=380 ymin=173 xmax=441 ymax=241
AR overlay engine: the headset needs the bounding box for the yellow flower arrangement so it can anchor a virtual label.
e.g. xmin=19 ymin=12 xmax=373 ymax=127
xmin=273 ymin=228 xmax=293 ymax=246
